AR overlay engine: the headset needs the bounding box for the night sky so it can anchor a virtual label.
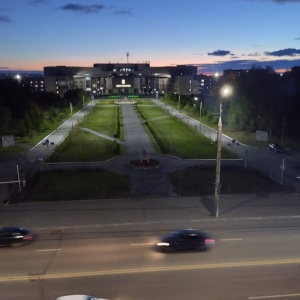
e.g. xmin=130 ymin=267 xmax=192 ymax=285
xmin=1 ymin=0 xmax=300 ymax=74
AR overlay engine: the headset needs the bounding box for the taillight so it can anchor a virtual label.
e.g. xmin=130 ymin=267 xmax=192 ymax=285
xmin=205 ymin=239 xmax=215 ymax=245
xmin=23 ymin=235 xmax=32 ymax=241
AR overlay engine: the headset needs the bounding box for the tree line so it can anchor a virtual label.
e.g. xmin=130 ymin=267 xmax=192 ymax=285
xmin=164 ymin=66 xmax=300 ymax=138
xmin=0 ymin=78 xmax=86 ymax=137
xmin=219 ymin=66 xmax=300 ymax=137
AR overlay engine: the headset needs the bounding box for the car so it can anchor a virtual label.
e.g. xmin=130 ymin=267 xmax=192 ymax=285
xmin=156 ymin=228 xmax=215 ymax=253
xmin=56 ymin=296 xmax=108 ymax=300
xmin=0 ymin=226 xmax=33 ymax=247
xmin=268 ymin=143 xmax=284 ymax=153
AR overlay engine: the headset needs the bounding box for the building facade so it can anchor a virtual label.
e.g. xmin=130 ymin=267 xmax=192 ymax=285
xmin=44 ymin=63 xmax=202 ymax=98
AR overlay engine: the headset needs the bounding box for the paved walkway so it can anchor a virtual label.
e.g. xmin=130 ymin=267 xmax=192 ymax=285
xmin=122 ymin=104 xmax=156 ymax=155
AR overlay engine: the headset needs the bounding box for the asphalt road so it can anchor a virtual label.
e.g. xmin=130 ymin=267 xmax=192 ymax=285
xmin=1 ymin=216 xmax=300 ymax=300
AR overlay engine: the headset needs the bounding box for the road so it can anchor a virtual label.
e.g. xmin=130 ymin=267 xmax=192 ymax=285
xmin=1 ymin=216 xmax=300 ymax=300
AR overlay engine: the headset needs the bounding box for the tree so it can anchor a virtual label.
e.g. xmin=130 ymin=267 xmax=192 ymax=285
xmin=227 ymin=95 xmax=254 ymax=131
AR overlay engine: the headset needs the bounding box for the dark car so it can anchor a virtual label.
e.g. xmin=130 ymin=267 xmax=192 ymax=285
xmin=0 ymin=227 xmax=33 ymax=247
xmin=156 ymin=228 xmax=215 ymax=253
xmin=268 ymin=143 xmax=284 ymax=153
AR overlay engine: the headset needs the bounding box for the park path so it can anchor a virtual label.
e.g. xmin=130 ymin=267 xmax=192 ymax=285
xmin=120 ymin=104 xmax=175 ymax=198
xmin=121 ymin=104 xmax=156 ymax=156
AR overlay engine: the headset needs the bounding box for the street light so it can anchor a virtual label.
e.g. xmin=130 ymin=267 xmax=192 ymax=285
xmin=194 ymin=97 xmax=202 ymax=130
xmin=214 ymin=86 xmax=231 ymax=217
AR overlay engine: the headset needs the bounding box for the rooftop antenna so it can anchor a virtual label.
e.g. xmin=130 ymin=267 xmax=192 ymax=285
xmin=126 ymin=52 xmax=129 ymax=64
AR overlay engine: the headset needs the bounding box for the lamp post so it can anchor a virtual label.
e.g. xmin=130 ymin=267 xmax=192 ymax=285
xmin=214 ymin=102 xmax=222 ymax=217
xmin=100 ymin=87 xmax=103 ymax=99
xmin=195 ymin=97 xmax=202 ymax=130
xmin=214 ymin=86 xmax=231 ymax=217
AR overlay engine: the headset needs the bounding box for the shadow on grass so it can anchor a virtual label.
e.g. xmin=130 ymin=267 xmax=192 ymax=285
xmin=11 ymin=169 xmax=130 ymax=203
xmin=170 ymin=165 xmax=288 ymax=196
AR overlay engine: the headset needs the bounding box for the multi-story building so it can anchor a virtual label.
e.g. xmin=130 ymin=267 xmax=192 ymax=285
xmin=21 ymin=74 xmax=44 ymax=94
xmin=44 ymin=63 xmax=199 ymax=98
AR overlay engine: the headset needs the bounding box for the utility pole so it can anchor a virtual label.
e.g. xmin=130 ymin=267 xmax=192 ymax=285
xmin=214 ymin=102 xmax=222 ymax=217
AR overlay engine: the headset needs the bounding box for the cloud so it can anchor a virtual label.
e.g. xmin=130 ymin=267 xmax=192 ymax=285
xmin=30 ymin=0 xmax=48 ymax=4
xmin=264 ymin=48 xmax=300 ymax=56
xmin=272 ymin=0 xmax=300 ymax=3
xmin=208 ymin=50 xmax=231 ymax=56
xmin=0 ymin=15 xmax=13 ymax=23
xmin=60 ymin=4 xmax=105 ymax=14
xmin=248 ymin=52 xmax=261 ymax=57
xmin=245 ymin=0 xmax=300 ymax=3
xmin=197 ymin=58 xmax=300 ymax=74
xmin=114 ymin=10 xmax=132 ymax=16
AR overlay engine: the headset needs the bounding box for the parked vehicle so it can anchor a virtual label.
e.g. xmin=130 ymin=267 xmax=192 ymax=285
xmin=156 ymin=228 xmax=215 ymax=253
xmin=0 ymin=226 xmax=33 ymax=247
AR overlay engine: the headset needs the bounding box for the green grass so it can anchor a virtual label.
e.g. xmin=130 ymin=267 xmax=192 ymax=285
xmin=16 ymin=169 xmax=129 ymax=202
xmin=46 ymin=104 xmax=125 ymax=162
xmin=13 ymin=165 xmax=287 ymax=204
xmin=80 ymin=105 xmax=120 ymax=136
xmin=46 ymin=130 xmax=124 ymax=162
xmin=0 ymin=106 xmax=82 ymax=158
xmin=160 ymin=99 xmax=300 ymax=151
xmin=137 ymin=104 xmax=237 ymax=159
xmin=170 ymin=165 xmax=288 ymax=196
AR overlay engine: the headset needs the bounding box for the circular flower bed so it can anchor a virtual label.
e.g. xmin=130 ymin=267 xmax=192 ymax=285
xmin=130 ymin=159 xmax=161 ymax=170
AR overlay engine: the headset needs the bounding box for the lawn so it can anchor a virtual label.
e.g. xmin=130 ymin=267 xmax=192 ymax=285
xmin=170 ymin=165 xmax=288 ymax=196
xmin=16 ymin=169 xmax=129 ymax=202
xmin=46 ymin=104 xmax=125 ymax=162
xmin=137 ymin=103 xmax=237 ymax=159
xmin=11 ymin=164 xmax=287 ymax=203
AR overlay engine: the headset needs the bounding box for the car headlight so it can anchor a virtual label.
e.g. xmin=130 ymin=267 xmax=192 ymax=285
xmin=156 ymin=242 xmax=170 ymax=246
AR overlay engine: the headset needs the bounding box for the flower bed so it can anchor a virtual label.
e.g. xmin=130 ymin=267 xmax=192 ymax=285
xmin=130 ymin=158 xmax=161 ymax=170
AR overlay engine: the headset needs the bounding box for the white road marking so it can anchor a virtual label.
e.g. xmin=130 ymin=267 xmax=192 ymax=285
xmin=249 ymin=293 xmax=300 ymax=299
xmin=220 ymin=238 xmax=243 ymax=241
xmin=36 ymin=249 xmax=61 ymax=252
xmin=130 ymin=243 xmax=154 ymax=246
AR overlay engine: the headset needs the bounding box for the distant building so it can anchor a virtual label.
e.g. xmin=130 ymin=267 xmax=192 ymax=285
xmin=21 ymin=74 xmax=44 ymax=94
xmin=44 ymin=63 xmax=202 ymax=98
xmin=0 ymin=72 xmax=45 ymax=94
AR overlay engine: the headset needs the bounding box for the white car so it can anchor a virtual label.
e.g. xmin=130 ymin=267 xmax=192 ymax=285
xmin=56 ymin=296 xmax=108 ymax=300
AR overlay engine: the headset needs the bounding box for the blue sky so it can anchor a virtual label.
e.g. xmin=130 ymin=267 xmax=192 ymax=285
xmin=1 ymin=0 xmax=300 ymax=74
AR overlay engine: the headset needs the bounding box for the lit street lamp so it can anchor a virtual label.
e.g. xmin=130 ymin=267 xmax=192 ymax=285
xmin=195 ymin=97 xmax=202 ymax=130
xmin=100 ymin=87 xmax=104 ymax=99
xmin=214 ymin=86 xmax=231 ymax=217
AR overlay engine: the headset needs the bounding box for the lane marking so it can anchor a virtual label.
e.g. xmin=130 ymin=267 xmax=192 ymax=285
xmin=1 ymin=257 xmax=300 ymax=282
xmin=30 ymin=214 xmax=300 ymax=232
xmin=130 ymin=243 xmax=154 ymax=246
xmin=36 ymin=249 xmax=61 ymax=252
xmin=220 ymin=238 xmax=243 ymax=241
xmin=249 ymin=293 xmax=300 ymax=299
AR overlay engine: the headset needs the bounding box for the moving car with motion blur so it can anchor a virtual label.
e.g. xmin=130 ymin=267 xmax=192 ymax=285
xmin=156 ymin=228 xmax=215 ymax=253
xmin=268 ymin=143 xmax=284 ymax=153
xmin=0 ymin=226 xmax=33 ymax=247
